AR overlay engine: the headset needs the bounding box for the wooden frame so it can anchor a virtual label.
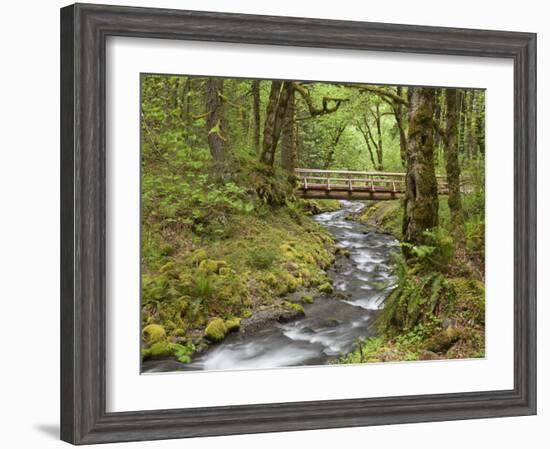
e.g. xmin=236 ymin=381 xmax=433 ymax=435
xmin=60 ymin=3 xmax=537 ymax=444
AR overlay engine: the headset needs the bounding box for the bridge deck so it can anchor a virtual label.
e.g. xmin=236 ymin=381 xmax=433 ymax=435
xmin=295 ymin=168 xmax=447 ymax=200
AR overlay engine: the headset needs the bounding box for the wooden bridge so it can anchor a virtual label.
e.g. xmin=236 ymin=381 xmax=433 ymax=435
xmin=295 ymin=168 xmax=448 ymax=200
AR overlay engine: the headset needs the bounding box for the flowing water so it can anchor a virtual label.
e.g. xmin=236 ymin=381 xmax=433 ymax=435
xmin=142 ymin=200 xmax=399 ymax=373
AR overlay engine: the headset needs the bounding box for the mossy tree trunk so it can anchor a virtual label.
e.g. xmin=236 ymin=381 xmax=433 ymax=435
xmin=251 ymin=79 xmax=261 ymax=154
xmin=205 ymin=78 xmax=228 ymax=164
xmin=393 ymin=86 xmax=407 ymax=167
xmin=403 ymin=87 xmax=439 ymax=246
xmin=475 ymin=90 xmax=486 ymax=156
xmin=281 ymin=88 xmax=297 ymax=173
xmin=444 ymin=88 xmax=465 ymax=247
xmin=260 ymin=81 xmax=293 ymax=167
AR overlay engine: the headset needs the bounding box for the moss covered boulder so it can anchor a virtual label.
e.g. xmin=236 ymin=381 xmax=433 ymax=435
xmin=225 ymin=317 xmax=241 ymax=332
xmin=142 ymin=324 xmax=166 ymax=344
xmin=318 ymin=282 xmax=334 ymax=294
xmin=204 ymin=317 xmax=228 ymax=342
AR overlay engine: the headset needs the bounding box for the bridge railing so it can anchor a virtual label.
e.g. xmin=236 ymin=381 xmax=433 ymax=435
xmin=294 ymin=168 xmax=447 ymax=194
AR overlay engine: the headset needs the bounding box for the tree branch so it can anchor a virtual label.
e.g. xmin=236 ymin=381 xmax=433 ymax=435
xmin=292 ymin=82 xmax=349 ymax=116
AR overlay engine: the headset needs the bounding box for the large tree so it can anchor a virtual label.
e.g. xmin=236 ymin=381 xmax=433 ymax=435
xmin=205 ymin=78 xmax=228 ymax=164
xmin=402 ymin=87 xmax=439 ymax=246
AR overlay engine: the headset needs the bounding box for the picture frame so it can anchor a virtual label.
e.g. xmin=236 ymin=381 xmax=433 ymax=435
xmin=60 ymin=3 xmax=536 ymax=444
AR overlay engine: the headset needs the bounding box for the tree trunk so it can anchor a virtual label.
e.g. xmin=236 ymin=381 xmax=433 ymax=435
xmin=281 ymin=89 xmax=296 ymax=173
xmin=205 ymin=78 xmax=227 ymax=164
xmin=260 ymin=81 xmax=292 ymax=166
xmin=475 ymin=90 xmax=485 ymax=156
xmin=357 ymin=120 xmax=377 ymax=169
xmin=374 ymin=103 xmax=384 ymax=170
xmin=444 ymin=88 xmax=465 ymax=246
xmin=394 ymin=86 xmax=407 ymax=167
xmin=465 ymin=90 xmax=474 ymax=158
xmin=403 ymin=87 xmax=439 ymax=246
xmin=251 ymin=79 xmax=261 ymax=154
xmin=323 ymin=125 xmax=346 ymax=169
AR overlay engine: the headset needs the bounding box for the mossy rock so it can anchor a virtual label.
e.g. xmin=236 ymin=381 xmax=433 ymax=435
xmin=284 ymin=301 xmax=305 ymax=315
xmin=142 ymin=324 xmax=166 ymax=344
xmin=335 ymin=247 xmax=351 ymax=258
xmin=198 ymin=259 xmax=228 ymax=275
xmin=204 ymin=317 xmax=228 ymax=342
xmin=225 ymin=317 xmax=241 ymax=332
xmin=141 ymin=348 xmax=153 ymax=360
xmin=318 ymin=282 xmax=334 ymax=294
xmin=301 ymin=294 xmax=314 ymax=304
xmin=423 ymin=327 xmax=464 ymax=353
xmin=149 ymin=340 xmax=173 ymax=357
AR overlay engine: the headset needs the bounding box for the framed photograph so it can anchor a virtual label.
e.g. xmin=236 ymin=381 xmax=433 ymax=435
xmin=60 ymin=3 xmax=536 ymax=444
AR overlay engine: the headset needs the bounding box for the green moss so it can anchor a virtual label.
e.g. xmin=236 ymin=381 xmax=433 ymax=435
xmin=279 ymin=243 xmax=297 ymax=259
xmin=225 ymin=317 xmax=241 ymax=332
xmin=318 ymin=282 xmax=334 ymax=294
xmin=190 ymin=249 xmax=208 ymax=266
xmin=423 ymin=327 xmax=464 ymax=353
xmin=304 ymin=200 xmax=342 ymax=214
xmin=149 ymin=340 xmax=173 ymax=357
xmin=198 ymin=259 xmax=228 ymax=274
xmin=301 ymin=294 xmax=314 ymax=304
xmin=204 ymin=317 xmax=228 ymax=342
xmin=358 ymin=201 xmax=402 ymax=237
xmin=277 ymin=271 xmax=299 ymax=294
xmin=284 ymin=301 xmax=305 ymax=315
xmin=142 ymin=324 xmax=166 ymax=343
xmin=141 ymin=348 xmax=152 ymax=360
xmin=173 ymin=328 xmax=186 ymax=337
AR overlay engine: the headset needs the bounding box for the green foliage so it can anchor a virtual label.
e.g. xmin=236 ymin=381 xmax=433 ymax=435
xmin=172 ymin=342 xmax=196 ymax=363
xmin=401 ymin=227 xmax=454 ymax=271
xmin=377 ymin=253 xmax=455 ymax=335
